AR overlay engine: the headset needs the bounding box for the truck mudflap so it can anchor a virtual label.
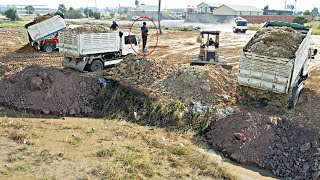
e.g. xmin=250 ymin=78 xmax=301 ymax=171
xmin=62 ymin=57 xmax=87 ymax=72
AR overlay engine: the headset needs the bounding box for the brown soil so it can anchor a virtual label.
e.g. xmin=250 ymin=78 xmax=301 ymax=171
xmin=245 ymin=27 xmax=303 ymax=58
xmin=0 ymin=66 xmax=101 ymax=116
xmin=65 ymin=26 xmax=111 ymax=33
xmin=206 ymin=112 xmax=320 ymax=180
xmin=15 ymin=43 xmax=36 ymax=53
xmin=33 ymin=13 xmax=55 ymax=24
xmin=158 ymin=65 xmax=236 ymax=103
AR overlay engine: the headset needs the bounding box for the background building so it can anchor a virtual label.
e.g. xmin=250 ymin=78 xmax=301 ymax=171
xmin=197 ymin=2 xmax=221 ymax=13
xmin=212 ymin=5 xmax=263 ymax=16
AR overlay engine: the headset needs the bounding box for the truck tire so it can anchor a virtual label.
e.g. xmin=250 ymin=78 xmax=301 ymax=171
xmin=89 ymin=60 xmax=104 ymax=72
xmin=43 ymin=44 xmax=54 ymax=52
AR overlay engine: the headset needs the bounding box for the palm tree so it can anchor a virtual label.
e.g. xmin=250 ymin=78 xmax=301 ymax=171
xmin=158 ymin=0 xmax=162 ymax=34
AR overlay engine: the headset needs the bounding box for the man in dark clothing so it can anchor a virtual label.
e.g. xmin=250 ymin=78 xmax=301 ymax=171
xmin=110 ymin=21 xmax=119 ymax=30
xmin=141 ymin=22 xmax=148 ymax=51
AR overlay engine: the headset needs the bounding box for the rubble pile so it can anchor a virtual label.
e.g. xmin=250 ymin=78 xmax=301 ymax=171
xmin=158 ymin=65 xmax=236 ymax=103
xmin=245 ymin=27 xmax=304 ymax=58
xmin=206 ymin=112 xmax=320 ymax=180
xmin=33 ymin=13 xmax=56 ymax=24
xmin=0 ymin=66 xmax=101 ymax=116
xmin=104 ymin=56 xmax=171 ymax=87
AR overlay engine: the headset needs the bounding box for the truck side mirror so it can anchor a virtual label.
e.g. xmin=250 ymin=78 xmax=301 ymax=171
xmin=314 ymin=49 xmax=318 ymax=56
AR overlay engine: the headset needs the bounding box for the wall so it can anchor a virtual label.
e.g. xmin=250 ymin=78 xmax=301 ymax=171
xmin=212 ymin=5 xmax=235 ymax=15
xmin=197 ymin=3 xmax=210 ymax=13
xmin=128 ymin=11 xmax=162 ymax=21
xmin=186 ymin=13 xmax=235 ymax=23
xmin=241 ymin=15 xmax=313 ymax=24
xmin=235 ymin=11 xmax=262 ymax=16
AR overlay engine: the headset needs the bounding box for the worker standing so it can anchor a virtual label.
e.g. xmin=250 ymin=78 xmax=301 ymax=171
xmin=141 ymin=22 xmax=148 ymax=52
xmin=110 ymin=21 xmax=119 ymax=30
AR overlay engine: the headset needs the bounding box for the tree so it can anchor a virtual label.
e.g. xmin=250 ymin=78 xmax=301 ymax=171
xmin=58 ymin=4 xmax=67 ymax=14
xmin=296 ymin=11 xmax=303 ymax=15
xmin=135 ymin=0 xmax=139 ymax=7
xmin=312 ymin=7 xmax=319 ymax=17
xmin=93 ymin=11 xmax=101 ymax=19
xmin=303 ymin=10 xmax=311 ymax=15
xmin=66 ymin=8 xmax=85 ymax=19
xmin=158 ymin=0 xmax=162 ymax=34
xmin=25 ymin=5 xmax=35 ymax=14
xmin=292 ymin=16 xmax=308 ymax=25
xmin=289 ymin=5 xmax=294 ymax=11
xmin=69 ymin=7 xmax=74 ymax=11
xmin=263 ymin=5 xmax=269 ymax=15
xmin=84 ymin=8 xmax=94 ymax=18
xmin=109 ymin=12 xmax=115 ymax=18
xmin=4 ymin=8 xmax=19 ymax=21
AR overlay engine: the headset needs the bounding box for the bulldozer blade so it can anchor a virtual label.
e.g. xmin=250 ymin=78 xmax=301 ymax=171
xmin=62 ymin=58 xmax=87 ymax=72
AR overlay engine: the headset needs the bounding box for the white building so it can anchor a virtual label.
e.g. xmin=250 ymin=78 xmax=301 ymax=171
xmin=137 ymin=4 xmax=158 ymax=11
xmin=197 ymin=2 xmax=221 ymax=13
xmin=212 ymin=4 xmax=263 ymax=16
xmin=1 ymin=5 xmax=55 ymax=14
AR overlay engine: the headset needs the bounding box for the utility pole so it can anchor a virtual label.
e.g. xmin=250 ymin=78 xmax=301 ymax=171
xmin=284 ymin=0 xmax=287 ymax=11
xmin=158 ymin=0 xmax=162 ymax=35
xmin=95 ymin=0 xmax=97 ymax=12
xmin=295 ymin=0 xmax=297 ymax=15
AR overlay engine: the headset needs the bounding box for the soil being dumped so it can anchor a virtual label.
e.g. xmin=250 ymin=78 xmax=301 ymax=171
xmin=206 ymin=112 xmax=320 ymax=180
xmin=65 ymin=26 xmax=111 ymax=33
xmin=0 ymin=66 xmax=101 ymax=116
xmin=15 ymin=43 xmax=36 ymax=53
xmin=245 ymin=27 xmax=304 ymax=58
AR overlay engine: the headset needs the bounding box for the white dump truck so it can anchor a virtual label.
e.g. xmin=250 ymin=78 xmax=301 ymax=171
xmin=233 ymin=17 xmax=248 ymax=33
xmin=24 ymin=15 xmax=67 ymax=52
xmin=237 ymin=21 xmax=318 ymax=108
xmin=59 ymin=30 xmax=139 ymax=72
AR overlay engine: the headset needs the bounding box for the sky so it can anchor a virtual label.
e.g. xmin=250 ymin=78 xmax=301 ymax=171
xmin=0 ymin=0 xmax=319 ymax=11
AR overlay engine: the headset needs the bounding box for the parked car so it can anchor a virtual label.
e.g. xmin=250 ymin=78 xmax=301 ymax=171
xmin=131 ymin=16 xmax=141 ymax=21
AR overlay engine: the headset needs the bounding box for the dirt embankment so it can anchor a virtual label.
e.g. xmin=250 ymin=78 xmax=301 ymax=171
xmin=245 ymin=26 xmax=304 ymax=58
xmin=0 ymin=66 xmax=101 ymax=116
xmin=206 ymin=112 xmax=320 ymax=180
xmin=105 ymin=56 xmax=236 ymax=104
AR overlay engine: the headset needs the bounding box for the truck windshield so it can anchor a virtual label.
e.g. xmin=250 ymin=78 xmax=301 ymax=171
xmin=236 ymin=21 xmax=247 ymax=26
xmin=125 ymin=35 xmax=137 ymax=45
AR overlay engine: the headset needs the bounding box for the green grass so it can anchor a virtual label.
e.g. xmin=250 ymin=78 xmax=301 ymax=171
xmin=0 ymin=21 xmax=26 ymax=28
xmin=305 ymin=21 xmax=320 ymax=35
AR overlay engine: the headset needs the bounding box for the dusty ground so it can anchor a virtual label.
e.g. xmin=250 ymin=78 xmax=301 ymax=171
xmin=1 ymin=26 xmax=320 ymax=179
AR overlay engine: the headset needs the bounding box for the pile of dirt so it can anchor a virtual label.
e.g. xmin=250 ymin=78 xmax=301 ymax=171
xmin=33 ymin=13 xmax=55 ymax=24
xmin=65 ymin=26 xmax=111 ymax=33
xmin=0 ymin=63 xmax=8 ymax=77
xmin=158 ymin=65 xmax=236 ymax=103
xmin=104 ymin=56 xmax=171 ymax=88
xmin=0 ymin=66 xmax=101 ymax=116
xmin=15 ymin=43 xmax=36 ymax=53
xmin=206 ymin=112 xmax=320 ymax=180
xmin=245 ymin=27 xmax=304 ymax=58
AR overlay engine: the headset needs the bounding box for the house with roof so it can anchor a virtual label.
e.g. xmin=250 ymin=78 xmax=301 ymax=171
xmin=197 ymin=2 xmax=221 ymax=13
xmin=212 ymin=4 xmax=263 ymax=16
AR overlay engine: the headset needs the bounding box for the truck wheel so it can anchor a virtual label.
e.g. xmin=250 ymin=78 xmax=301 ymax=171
xmin=89 ymin=60 xmax=104 ymax=72
xmin=43 ymin=44 xmax=54 ymax=52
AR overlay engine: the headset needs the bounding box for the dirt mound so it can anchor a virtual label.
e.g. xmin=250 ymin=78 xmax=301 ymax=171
xmin=158 ymin=65 xmax=236 ymax=103
xmin=104 ymin=56 xmax=171 ymax=88
xmin=245 ymin=27 xmax=303 ymax=58
xmin=206 ymin=112 xmax=320 ymax=180
xmin=33 ymin=13 xmax=55 ymax=24
xmin=15 ymin=43 xmax=36 ymax=53
xmin=0 ymin=66 xmax=101 ymax=116
xmin=65 ymin=26 xmax=111 ymax=33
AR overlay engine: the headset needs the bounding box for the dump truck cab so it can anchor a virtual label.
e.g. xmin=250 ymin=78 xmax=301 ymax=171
xmin=121 ymin=32 xmax=139 ymax=56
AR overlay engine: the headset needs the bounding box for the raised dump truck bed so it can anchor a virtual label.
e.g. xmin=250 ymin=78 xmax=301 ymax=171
xmin=59 ymin=31 xmax=121 ymax=57
xmin=25 ymin=15 xmax=66 ymax=43
xmin=237 ymin=21 xmax=316 ymax=108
